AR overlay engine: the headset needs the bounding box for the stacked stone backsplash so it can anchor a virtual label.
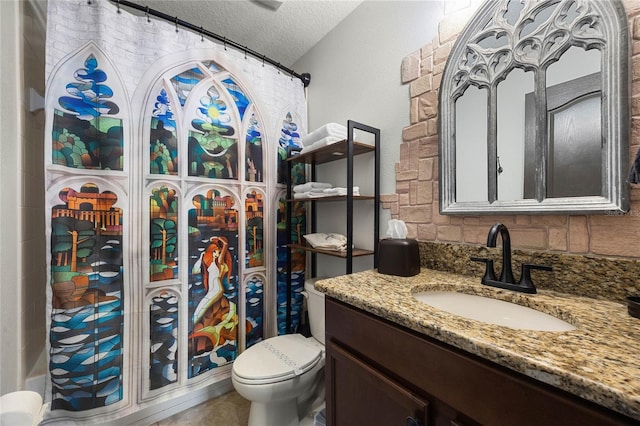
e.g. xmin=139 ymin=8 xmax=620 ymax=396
xmin=381 ymin=0 xmax=640 ymax=303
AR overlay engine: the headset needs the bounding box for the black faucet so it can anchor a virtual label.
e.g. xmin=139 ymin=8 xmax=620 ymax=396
xmin=471 ymin=223 xmax=552 ymax=294
xmin=487 ymin=223 xmax=515 ymax=285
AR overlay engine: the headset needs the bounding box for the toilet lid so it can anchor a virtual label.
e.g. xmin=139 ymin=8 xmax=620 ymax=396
xmin=233 ymin=334 xmax=322 ymax=383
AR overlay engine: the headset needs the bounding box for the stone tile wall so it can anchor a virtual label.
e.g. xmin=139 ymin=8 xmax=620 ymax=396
xmin=384 ymin=0 xmax=640 ymax=260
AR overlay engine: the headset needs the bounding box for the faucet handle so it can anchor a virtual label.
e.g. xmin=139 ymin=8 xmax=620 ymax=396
xmin=470 ymin=257 xmax=497 ymax=284
xmin=518 ymin=263 xmax=552 ymax=293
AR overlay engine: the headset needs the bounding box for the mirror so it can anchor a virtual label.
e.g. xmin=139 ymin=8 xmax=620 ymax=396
xmin=439 ymin=0 xmax=630 ymax=214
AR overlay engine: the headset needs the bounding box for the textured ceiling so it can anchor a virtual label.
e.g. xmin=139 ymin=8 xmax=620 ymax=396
xmin=127 ymin=0 xmax=364 ymax=67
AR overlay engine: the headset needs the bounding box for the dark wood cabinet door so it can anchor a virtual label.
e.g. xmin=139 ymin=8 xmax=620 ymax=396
xmin=326 ymin=339 xmax=429 ymax=426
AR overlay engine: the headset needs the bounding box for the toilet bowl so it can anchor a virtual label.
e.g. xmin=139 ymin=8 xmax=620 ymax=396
xmin=232 ymin=278 xmax=326 ymax=426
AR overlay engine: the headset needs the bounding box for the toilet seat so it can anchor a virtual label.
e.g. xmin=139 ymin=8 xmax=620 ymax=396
xmin=233 ymin=334 xmax=322 ymax=385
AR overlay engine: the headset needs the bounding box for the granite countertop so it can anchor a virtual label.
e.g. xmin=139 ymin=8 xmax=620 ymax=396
xmin=315 ymin=268 xmax=640 ymax=421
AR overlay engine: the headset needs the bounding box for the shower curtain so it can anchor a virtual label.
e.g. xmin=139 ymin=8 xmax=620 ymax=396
xmin=44 ymin=0 xmax=307 ymax=423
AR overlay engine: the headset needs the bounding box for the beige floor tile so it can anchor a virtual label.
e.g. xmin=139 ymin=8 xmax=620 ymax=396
xmin=156 ymin=391 xmax=250 ymax=426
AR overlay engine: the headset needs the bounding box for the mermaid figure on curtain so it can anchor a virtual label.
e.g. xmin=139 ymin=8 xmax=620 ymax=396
xmin=190 ymin=236 xmax=238 ymax=354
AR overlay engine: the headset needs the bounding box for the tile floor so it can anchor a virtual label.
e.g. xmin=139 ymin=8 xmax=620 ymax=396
xmin=152 ymin=391 xmax=250 ymax=426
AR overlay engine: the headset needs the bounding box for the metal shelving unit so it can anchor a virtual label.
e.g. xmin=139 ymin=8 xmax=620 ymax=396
xmin=284 ymin=120 xmax=380 ymax=332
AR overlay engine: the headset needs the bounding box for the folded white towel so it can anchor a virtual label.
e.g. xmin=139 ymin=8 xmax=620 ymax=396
xmin=323 ymin=187 xmax=360 ymax=196
xmin=302 ymin=123 xmax=348 ymax=147
xmin=300 ymin=135 xmax=344 ymax=154
xmin=303 ymin=233 xmax=347 ymax=251
xmin=293 ymin=182 xmax=332 ymax=193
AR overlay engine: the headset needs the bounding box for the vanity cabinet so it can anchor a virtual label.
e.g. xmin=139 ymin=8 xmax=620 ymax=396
xmin=325 ymin=297 xmax=635 ymax=426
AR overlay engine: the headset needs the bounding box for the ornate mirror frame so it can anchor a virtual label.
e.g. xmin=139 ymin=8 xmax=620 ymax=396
xmin=439 ymin=0 xmax=630 ymax=214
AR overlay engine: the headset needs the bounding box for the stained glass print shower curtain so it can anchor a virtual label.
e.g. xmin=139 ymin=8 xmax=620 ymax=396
xmin=44 ymin=0 xmax=307 ymax=423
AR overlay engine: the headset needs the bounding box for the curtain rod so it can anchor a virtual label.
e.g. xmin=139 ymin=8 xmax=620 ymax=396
xmin=105 ymin=0 xmax=311 ymax=87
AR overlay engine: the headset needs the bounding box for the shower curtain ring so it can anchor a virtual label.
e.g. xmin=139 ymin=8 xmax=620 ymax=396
xmin=262 ymin=55 xmax=265 ymax=67
xmin=277 ymin=63 xmax=281 ymax=74
xmin=175 ymin=17 xmax=179 ymax=32
xmin=116 ymin=0 xmax=121 ymax=13
xmin=244 ymin=47 xmax=248 ymax=60
xmin=145 ymin=6 xmax=150 ymax=23
xmin=223 ymin=37 xmax=227 ymax=51
xmin=200 ymin=26 xmax=204 ymax=42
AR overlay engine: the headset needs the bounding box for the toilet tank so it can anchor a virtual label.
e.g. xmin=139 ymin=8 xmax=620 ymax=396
xmin=304 ymin=278 xmax=326 ymax=344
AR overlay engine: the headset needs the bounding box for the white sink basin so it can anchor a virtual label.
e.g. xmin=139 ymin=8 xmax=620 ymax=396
xmin=413 ymin=291 xmax=576 ymax=332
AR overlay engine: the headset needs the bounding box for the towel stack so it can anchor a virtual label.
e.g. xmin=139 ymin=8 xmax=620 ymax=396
xmin=293 ymin=182 xmax=360 ymax=199
xmin=321 ymin=187 xmax=360 ymax=196
xmin=300 ymin=123 xmax=353 ymax=154
xmin=293 ymin=182 xmax=332 ymax=198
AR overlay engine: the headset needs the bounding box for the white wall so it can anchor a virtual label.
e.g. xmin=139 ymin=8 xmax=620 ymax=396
xmin=293 ymin=0 xmax=443 ymax=275
xmin=0 ymin=0 xmax=24 ymax=395
xmin=23 ymin=0 xmax=47 ymax=387
xmin=0 ymin=0 xmax=47 ymax=396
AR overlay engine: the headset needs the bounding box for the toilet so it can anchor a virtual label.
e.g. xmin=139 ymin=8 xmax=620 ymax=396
xmin=232 ymin=278 xmax=326 ymax=426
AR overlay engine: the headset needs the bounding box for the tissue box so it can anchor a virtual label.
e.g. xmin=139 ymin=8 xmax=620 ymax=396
xmin=377 ymin=238 xmax=420 ymax=277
